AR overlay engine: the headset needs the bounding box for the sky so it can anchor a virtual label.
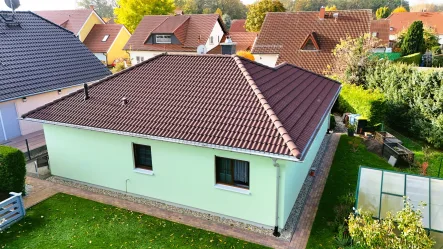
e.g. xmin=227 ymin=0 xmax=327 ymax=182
xmin=0 ymin=0 xmax=442 ymax=11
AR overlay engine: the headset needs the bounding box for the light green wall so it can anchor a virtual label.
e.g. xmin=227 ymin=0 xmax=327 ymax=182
xmin=45 ymin=124 xmax=280 ymax=227
xmin=278 ymin=115 xmax=329 ymax=227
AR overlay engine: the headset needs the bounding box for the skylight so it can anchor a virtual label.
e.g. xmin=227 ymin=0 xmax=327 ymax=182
xmin=102 ymin=35 xmax=110 ymax=42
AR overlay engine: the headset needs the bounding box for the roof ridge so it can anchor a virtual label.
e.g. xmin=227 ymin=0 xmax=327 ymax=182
xmin=171 ymin=16 xmax=191 ymax=33
xmin=142 ymin=15 xmax=169 ymax=45
xmin=232 ymin=55 xmax=301 ymax=159
xmin=275 ymin=62 xmax=341 ymax=86
xmin=22 ymin=53 xmax=167 ymax=119
xmin=29 ymin=11 xmax=75 ymax=35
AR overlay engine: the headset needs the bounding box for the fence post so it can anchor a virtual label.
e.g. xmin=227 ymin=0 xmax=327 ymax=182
xmin=9 ymin=192 xmax=25 ymax=216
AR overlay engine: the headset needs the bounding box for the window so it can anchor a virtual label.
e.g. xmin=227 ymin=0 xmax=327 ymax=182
xmin=156 ymin=35 xmax=171 ymax=44
xmin=133 ymin=144 xmax=153 ymax=171
xmin=210 ymin=36 xmax=214 ymax=44
xmin=216 ymin=156 xmax=249 ymax=189
xmin=102 ymin=35 xmax=110 ymax=42
xmin=302 ymin=39 xmax=317 ymax=50
xmin=136 ymin=56 xmax=145 ymax=64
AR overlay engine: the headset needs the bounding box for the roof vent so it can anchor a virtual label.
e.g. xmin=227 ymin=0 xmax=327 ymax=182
xmin=121 ymin=97 xmax=128 ymax=106
xmin=84 ymin=83 xmax=89 ymax=100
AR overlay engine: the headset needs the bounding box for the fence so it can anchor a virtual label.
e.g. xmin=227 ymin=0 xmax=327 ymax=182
xmin=0 ymin=192 xmax=26 ymax=230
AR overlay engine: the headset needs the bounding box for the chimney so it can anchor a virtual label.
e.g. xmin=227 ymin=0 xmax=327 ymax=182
xmin=83 ymin=83 xmax=89 ymax=100
xmin=89 ymin=5 xmax=95 ymax=10
xmin=220 ymin=36 xmax=236 ymax=55
xmin=121 ymin=97 xmax=128 ymax=106
xmin=319 ymin=6 xmax=325 ymax=20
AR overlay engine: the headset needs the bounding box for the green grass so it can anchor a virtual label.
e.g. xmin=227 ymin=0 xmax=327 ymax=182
xmin=386 ymin=127 xmax=443 ymax=178
xmin=0 ymin=193 xmax=268 ymax=249
xmin=306 ymin=135 xmax=393 ymax=249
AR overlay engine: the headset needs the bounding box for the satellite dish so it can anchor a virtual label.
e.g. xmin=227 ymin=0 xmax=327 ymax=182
xmin=197 ymin=45 xmax=207 ymax=55
xmin=5 ymin=0 xmax=20 ymax=10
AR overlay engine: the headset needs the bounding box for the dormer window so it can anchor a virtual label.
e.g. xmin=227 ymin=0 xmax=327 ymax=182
xmin=102 ymin=35 xmax=109 ymax=42
xmin=372 ymin=32 xmax=378 ymax=37
xmin=156 ymin=35 xmax=171 ymax=44
xmin=301 ymin=32 xmax=320 ymax=51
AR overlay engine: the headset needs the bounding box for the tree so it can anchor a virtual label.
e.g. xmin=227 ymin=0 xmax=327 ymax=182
xmin=401 ymin=21 xmax=425 ymax=55
xmin=325 ymin=5 xmax=337 ymax=11
xmin=214 ymin=7 xmax=222 ymax=16
xmin=375 ymin=6 xmax=389 ymax=19
xmin=330 ymin=34 xmax=380 ymax=85
xmin=392 ymin=5 xmax=407 ymax=13
xmin=348 ymin=199 xmax=435 ymax=249
xmin=77 ymin=0 xmax=114 ymax=18
xmin=245 ymin=0 xmax=285 ymax=32
xmin=237 ymin=51 xmax=255 ymax=60
xmin=181 ymin=0 xmax=247 ymax=19
xmin=114 ymin=0 xmax=175 ymax=32
xmin=222 ymin=14 xmax=231 ymax=29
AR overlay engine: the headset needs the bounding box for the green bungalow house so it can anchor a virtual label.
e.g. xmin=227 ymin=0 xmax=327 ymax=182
xmin=22 ymin=54 xmax=341 ymax=235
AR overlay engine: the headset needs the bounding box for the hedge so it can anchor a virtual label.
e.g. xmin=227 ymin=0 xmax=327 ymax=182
xmin=433 ymin=55 xmax=443 ymax=67
xmin=337 ymin=84 xmax=386 ymax=127
xmin=0 ymin=146 xmax=26 ymax=194
xmin=395 ymin=53 xmax=422 ymax=66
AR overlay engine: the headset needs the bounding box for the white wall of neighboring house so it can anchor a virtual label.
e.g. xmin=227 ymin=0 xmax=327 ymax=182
xmin=129 ymin=51 xmax=195 ymax=65
xmin=9 ymin=85 xmax=84 ymax=136
xmin=205 ymin=21 xmax=224 ymax=52
xmin=253 ymin=54 xmax=279 ymax=67
xmin=439 ymin=35 xmax=443 ymax=45
xmin=94 ymin=53 xmax=107 ymax=63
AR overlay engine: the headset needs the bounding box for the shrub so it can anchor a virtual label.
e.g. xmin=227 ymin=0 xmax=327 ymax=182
xmin=236 ymin=50 xmax=255 ymax=61
xmin=0 ymin=146 xmax=26 ymax=194
xmin=111 ymin=62 xmax=126 ymax=74
xmin=329 ymin=114 xmax=336 ymax=130
xmin=395 ymin=52 xmax=422 ymax=65
xmin=431 ymin=46 xmax=442 ymax=55
xmin=433 ymin=55 xmax=443 ymax=67
xmin=337 ymin=84 xmax=386 ymax=127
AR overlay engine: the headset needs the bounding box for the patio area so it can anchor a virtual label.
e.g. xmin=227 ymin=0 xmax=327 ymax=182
xmin=1 ymin=130 xmax=46 ymax=160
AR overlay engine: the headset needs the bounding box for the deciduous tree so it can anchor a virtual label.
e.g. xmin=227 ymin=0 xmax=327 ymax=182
xmin=237 ymin=51 xmax=255 ymax=60
xmin=375 ymin=6 xmax=389 ymax=19
xmin=245 ymin=0 xmax=285 ymax=32
xmin=325 ymin=5 xmax=337 ymax=10
xmin=392 ymin=5 xmax=407 ymax=13
xmin=77 ymin=0 xmax=114 ymax=18
xmin=214 ymin=7 xmax=222 ymax=16
xmin=114 ymin=0 xmax=175 ymax=32
xmin=222 ymin=14 xmax=231 ymax=29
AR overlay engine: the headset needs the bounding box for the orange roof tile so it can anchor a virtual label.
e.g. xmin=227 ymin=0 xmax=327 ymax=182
xmin=387 ymin=12 xmax=443 ymax=35
xmin=83 ymin=24 xmax=126 ymax=53
xmin=230 ymin=19 xmax=246 ymax=32
xmin=208 ymin=32 xmax=258 ymax=54
xmin=34 ymin=9 xmax=99 ymax=34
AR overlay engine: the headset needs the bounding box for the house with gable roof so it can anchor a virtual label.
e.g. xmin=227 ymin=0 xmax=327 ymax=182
xmin=0 ymin=10 xmax=111 ymax=142
xmin=23 ymin=54 xmax=341 ymax=234
xmin=124 ymin=14 xmax=227 ymax=64
xmin=252 ymin=8 xmax=371 ymax=74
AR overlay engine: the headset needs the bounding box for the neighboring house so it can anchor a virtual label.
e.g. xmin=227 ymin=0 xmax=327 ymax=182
xmin=387 ymin=12 xmax=443 ymax=45
xmin=371 ymin=19 xmax=391 ymax=52
xmin=83 ymin=24 xmax=131 ymax=66
xmin=230 ymin=19 xmax=247 ymax=32
xmin=23 ymin=54 xmax=341 ymax=234
xmin=124 ymin=14 xmax=227 ymax=64
xmin=35 ymin=6 xmax=105 ymax=42
xmin=251 ymin=8 xmax=371 ymax=73
xmin=0 ymin=11 xmax=111 ymax=142
xmin=207 ymin=32 xmax=258 ymax=54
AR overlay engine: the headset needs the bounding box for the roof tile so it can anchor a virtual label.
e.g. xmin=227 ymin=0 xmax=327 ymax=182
xmin=83 ymin=24 xmax=125 ymax=53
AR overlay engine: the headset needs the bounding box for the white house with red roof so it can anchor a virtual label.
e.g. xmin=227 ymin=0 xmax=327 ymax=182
xmin=124 ymin=14 xmax=227 ymax=64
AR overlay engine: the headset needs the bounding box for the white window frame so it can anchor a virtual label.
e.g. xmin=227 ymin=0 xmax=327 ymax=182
xmin=156 ymin=35 xmax=172 ymax=44
xmin=210 ymin=36 xmax=214 ymax=45
xmin=102 ymin=35 xmax=110 ymax=42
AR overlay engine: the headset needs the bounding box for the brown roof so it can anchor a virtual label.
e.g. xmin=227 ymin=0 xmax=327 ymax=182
xmin=370 ymin=20 xmax=390 ymax=46
xmin=387 ymin=12 xmax=443 ymax=35
xmin=23 ymin=54 xmax=340 ymax=160
xmin=230 ymin=19 xmax=246 ymax=32
xmin=34 ymin=9 xmax=99 ymax=34
xmin=124 ymin=14 xmax=226 ymax=51
xmin=252 ymin=10 xmax=372 ymax=74
xmin=207 ymin=32 xmax=258 ymax=54
xmin=83 ymin=24 xmax=125 ymax=53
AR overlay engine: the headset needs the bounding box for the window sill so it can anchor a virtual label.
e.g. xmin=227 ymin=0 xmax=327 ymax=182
xmin=214 ymin=184 xmax=250 ymax=195
xmin=133 ymin=168 xmax=154 ymax=175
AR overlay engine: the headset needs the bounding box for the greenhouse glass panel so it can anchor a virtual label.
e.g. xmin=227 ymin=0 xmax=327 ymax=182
xmin=431 ymin=179 xmax=443 ymax=232
xmin=357 ymin=168 xmax=382 ymax=217
xmin=406 ymin=175 xmax=430 ymax=228
xmin=380 ymin=194 xmax=403 ymax=219
xmin=382 ymin=171 xmax=405 ymax=196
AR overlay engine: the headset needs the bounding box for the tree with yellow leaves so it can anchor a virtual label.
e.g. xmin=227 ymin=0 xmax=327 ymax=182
xmin=215 ymin=8 xmax=222 ymax=17
xmin=392 ymin=6 xmax=407 ymax=13
xmin=325 ymin=5 xmax=337 ymax=11
xmin=236 ymin=51 xmax=255 ymax=61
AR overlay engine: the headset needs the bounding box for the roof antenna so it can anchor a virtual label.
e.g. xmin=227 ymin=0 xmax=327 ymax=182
xmin=5 ymin=0 xmax=20 ymax=15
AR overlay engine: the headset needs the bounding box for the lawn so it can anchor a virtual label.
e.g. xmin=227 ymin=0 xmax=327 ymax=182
xmin=306 ymin=135 xmax=393 ymax=249
xmin=0 ymin=193 xmax=268 ymax=249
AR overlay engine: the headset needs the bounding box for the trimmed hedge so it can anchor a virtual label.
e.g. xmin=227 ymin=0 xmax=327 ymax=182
xmin=0 ymin=146 xmax=26 ymax=194
xmin=337 ymin=84 xmax=386 ymax=127
xmin=395 ymin=53 xmax=422 ymax=65
xmin=433 ymin=55 xmax=443 ymax=67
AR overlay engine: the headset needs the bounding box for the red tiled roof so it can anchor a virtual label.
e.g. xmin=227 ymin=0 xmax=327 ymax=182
xmin=230 ymin=19 xmax=246 ymax=32
xmin=370 ymin=20 xmax=390 ymax=46
xmin=387 ymin=12 xmax=443 ymax=35
xmin=23 ymin=54 xmax=340 ymax=160
xmin=207 ymin=32 xmax=258 ymax=54
xmin=34 ymin=9 xmax=97 ymax=34
xmin=252 ymin=10 xmax=371 ymax=74
xmin=124 ymin=14 xmax=226 ymax=51
xmin=83 ymin=24 xmax=125 ymax=53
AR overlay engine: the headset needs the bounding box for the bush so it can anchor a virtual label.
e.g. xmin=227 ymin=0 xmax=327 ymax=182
xmin=329 ymin=114 xmax=336 ymax=130
xmin=0 ymin=146 xmax=26 ymax=194
xmin=236 ymin=50 xmax=255 ymax=61
xmin=431 ymin=46 xmax=442 ymax=55
xmin=337 ymin=84 xmax=386 ymax=127
xmin=111 ymin=62 xmax=126 ymax=74
xmin=395 ymin=52 xmax=422 ymax=65
xmin=433 ymin=55 xmax=443 ymax=67
xmin=401 ymin=21 xmax=425 ymax=55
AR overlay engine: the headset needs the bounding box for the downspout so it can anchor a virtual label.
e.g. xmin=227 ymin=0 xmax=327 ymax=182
xmin=273 ymin=158 xmax=281 ymax=237
xmin=104 ymin=53 xmax=108 ymax=66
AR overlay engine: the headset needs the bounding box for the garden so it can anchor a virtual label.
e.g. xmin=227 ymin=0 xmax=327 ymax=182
xmin=0 ymin=193 xmax=267 ymax=249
